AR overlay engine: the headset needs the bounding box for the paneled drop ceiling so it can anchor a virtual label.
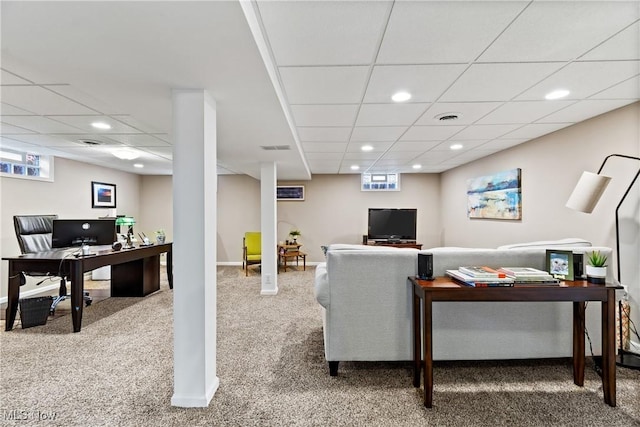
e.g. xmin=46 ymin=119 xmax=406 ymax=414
xmin=1 ymin=1 xmax=639 ymax=179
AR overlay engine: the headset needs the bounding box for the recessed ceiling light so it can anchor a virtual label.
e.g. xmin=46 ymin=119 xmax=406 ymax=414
xmin=412 ymin=164 xmax=422 ymax=169
xmin=350 ymin=165 xmax=360 ymax=171
xmin=391 ymin=91 xmax=411 ymax=102
xmin=545 ymin=89 xmax=570 ymax=100
xmin=91 ymin=121 xmax=112 ymax=130
xmin=361 ymin=145 xmax=373 ymax=152
xmin=133 ymin=163 xmax=144 ymax=168
xmin=112 ymin=149 xmax=140 ymax=160
xmin=450 ymin=143 xmax=464 ymax=150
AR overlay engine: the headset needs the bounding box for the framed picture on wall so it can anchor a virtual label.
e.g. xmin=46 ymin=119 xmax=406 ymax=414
xmin=92 ymin=181 xmax=117 ymax=208
xmin=277 ymin=185 xmax=305 ymax=201
xmin=545 ymin=249 xmax=574 ymax=281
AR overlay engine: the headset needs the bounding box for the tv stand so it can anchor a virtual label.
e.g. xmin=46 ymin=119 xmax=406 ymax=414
xmin=369 ymin=241 xmax=423 ymax=250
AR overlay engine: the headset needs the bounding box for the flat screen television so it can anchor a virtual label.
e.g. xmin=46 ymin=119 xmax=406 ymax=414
xmin=52 ymin=219 xmax=117 ymax=248
xmin=367 ymin=208 xmax=417 ymax=242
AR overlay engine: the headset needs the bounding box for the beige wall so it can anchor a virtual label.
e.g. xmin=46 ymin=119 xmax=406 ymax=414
xmin=1 ymin=157 xmax=141 ymax=296
xmin=139 ymin=175 xmax=173 ymax=241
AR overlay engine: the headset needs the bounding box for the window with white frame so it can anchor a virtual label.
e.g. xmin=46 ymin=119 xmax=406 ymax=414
xmin=361 ymin=173 xmax=400 ymax=191
xmin=0 ymin=149 xmax=53 ymax=181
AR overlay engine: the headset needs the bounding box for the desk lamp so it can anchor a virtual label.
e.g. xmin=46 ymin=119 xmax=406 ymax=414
xmin=115 ymin=216 xmax=136 ymax=248
xmin=566 ymin=154 xmax=640 ymax=370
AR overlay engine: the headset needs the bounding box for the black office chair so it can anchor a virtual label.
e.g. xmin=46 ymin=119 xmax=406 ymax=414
xmin=13 ymin=214 xmax=92 ymax=315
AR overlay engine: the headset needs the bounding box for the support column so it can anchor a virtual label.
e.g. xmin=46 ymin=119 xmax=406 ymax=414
xmin=171 ymin=89 xmax=219 ymax=407
xmin=260 ymin=162 xmax=278 ymax=295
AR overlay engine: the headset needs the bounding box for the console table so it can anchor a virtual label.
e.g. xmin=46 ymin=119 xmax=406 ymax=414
xmin=369 ymin=242 xmax=423 ymax=249
xmin=278 ymin=243 xmax=306 ymax=272
xmin=408 ymin=276 xmax=621 ymax=408
xmin=4 ymin=243 xmax=172 ymax=333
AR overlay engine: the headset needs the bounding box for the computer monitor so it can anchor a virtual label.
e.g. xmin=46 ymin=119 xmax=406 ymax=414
xmin=52 ymin=219 xmax=116 ymax=248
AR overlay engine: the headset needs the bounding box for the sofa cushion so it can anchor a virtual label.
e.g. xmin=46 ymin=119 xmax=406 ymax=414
xmin=314 ymin=262 xmax=329 ymax=308
xmin=497 ymin=238 xmax=592 ymax=250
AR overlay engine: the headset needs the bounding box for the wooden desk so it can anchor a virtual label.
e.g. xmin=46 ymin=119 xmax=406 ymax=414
xmin=278 ymin=244 xmax=306 ymax=272
xmin=409 ymin=276 xmax=621 ymax=408
xmin=4 ymin=243 xmax=172 ymax=333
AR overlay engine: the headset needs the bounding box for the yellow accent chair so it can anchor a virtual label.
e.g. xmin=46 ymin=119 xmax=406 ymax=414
xmin=243 ymin=232 xmax=261 ymax=276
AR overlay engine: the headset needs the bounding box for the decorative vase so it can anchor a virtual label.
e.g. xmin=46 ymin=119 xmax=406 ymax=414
xmin=586 ymin=265 xmax=606 ymax=284
xmin=156 ymin=235 xmax=166 ymax=244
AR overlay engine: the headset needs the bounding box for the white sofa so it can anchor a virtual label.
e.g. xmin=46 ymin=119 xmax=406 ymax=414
xmin=314 ymin=240 xmax=614 ymax=375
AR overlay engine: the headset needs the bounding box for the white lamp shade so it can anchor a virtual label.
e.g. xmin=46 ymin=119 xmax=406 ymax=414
xmin=566 ymin=171 xmax=612 ymax=213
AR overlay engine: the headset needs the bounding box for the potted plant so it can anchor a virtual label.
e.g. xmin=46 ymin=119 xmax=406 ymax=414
xmin=586 ymin=250 xmax=607 ymax=284
xmin=156 ymin=229 xmax=166 ymax=244
xmin=289 ymin=229 xmax=301 ymax=244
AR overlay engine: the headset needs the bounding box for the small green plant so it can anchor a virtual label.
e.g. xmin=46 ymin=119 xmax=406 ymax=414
xmin=289 ymin=229 xmax=301 ymax=238
xmin=587 ymin=251 xmax=608 ymax=267
xmin=156 ymin=229 xmax=166 ymax=236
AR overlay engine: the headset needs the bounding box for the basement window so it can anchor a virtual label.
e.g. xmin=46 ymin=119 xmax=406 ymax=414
xmin=361 ymin=173 xmax=400 ymax=191
xmin=0 ymin=149 xmax=54 ymax=182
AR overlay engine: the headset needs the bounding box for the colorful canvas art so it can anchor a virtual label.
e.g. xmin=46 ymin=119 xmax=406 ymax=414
xmin=467 ymin=168 xmax=522 ymax=220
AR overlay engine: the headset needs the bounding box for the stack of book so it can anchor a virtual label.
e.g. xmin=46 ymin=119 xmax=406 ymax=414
xmin=446 ymin=266 xmax=515 ymax=287
xmin=497 ymin=267 xmax=560 ymax=284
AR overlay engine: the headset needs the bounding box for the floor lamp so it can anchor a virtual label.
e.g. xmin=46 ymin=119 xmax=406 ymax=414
xmin=566 ymin=154 xmax=640 ymax=370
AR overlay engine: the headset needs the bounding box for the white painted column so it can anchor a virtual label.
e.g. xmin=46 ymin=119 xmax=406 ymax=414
xmin=260 ymin=162 xmax=278 ymax=295
xmin=171 ymin=89 xmax=219 ymax=407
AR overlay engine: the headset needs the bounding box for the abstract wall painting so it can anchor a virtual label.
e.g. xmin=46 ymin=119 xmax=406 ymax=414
xmin=467 ymin=168 xmax=522 ymax=220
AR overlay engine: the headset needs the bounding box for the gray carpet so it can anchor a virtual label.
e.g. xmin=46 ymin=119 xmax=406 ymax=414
xmin=1 ymin=266 xmax=638 ymax=426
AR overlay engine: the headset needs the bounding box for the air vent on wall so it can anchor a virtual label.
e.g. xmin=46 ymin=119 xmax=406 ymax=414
xmin=260 ymin=145 xmax=291 ymax=151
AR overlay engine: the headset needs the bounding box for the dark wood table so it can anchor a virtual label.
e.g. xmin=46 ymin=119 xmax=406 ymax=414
xmin=409 ymin=276 xmax=622 ymax=408
xmin=4 ymin=243 xmax=172 ymax=332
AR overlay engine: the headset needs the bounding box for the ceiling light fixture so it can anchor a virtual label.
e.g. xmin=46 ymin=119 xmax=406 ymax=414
xmin=545 ymin=89 xmax=570 ymax=100
xmin=133 ymin=163 xmax=144 ymax=168
xmin=112 ymin=149 xmax=140 ymax=160
xmin=350 ymin=165 xmax=360 ymax=171
xmin=391 ymin=91 xmax=411 ymax=102
xmin=450 ymin=143 xmax=464 ymax=150
xmin=412 ymin=164 xmax=422 ymax=170
xmin=91 ymin=121 xmax=112 ymax=130
xmin=361 ymin=145 xmax=373 ymax=152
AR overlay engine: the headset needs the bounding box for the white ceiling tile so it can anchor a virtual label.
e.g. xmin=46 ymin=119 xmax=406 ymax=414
xmin=416 ymin=102 xmax=502 ymax=126
xmin=346 ymin=141 xmax=393 ymax=152
xmin=103 ymin=134 xmax=171 ymax=147
xmin=110 ymin=115 xmax=164 ymax=133
xmin=139 ymin=146 xmax=172 ymax=160
xmin=257 ymin=1 xmax=391 ymax=66
xmin=589 ymin=76 xmax=640 ymax=100
xmin=309 ymin=161 xmax=340 ymax=174
xmin=47 ymin=85 xmax=126 ymax=116
xmin=298 ymin=127 xmax=351 ymax=142
xmin=5 ymin=133 xmax=95 ymax=148
xmin=0 ymin=86 xmax=96 ymax=115
xmin=304 ymin=152 xmax=344 ymax=160
xmin=378 ymin=1 xmax=527 ymax=64
xmin=47 ymin=115 xmax=143 ymax=133
xmin=431 ymin=140 xmax=491 ymax=152
xmin=291 ymin=104 xmax=359 ymax=127
xmin=2 ymin=116 xmax=86 ymax=133
xmin=279 ymin=66 xmax=369 ymax=104
xmin=0 ymin=136 xmax=38 ymax=150
xmin=479 ymin=2 xmax=640 ymax=62
xmin=441 ymin=63 xmax=564 ymax=102
xmin=476 ymin=101 xmax=576 ymax=125
xmin=34 ymin=134 xmax=123 ymax=146
xmin=364 ymin=64 xmax=467 ymax=103
xmin=517 ymin=61 xmax=640 ymax=101
xmin=350 ymin=126 xmax=406 ymax=142
xmin=389 ymin=141 xmax=441 ymax=152
xmin=449 ymin=150 xmax=499 ymax=163
xmin=302 ymin=141 xmax=347 ymax=152
xmin=343 ymin=152 xmax=382 ymax=161
xmin=536 ymin=99 xmax=636 ymax=124
xmin=581 ymin=21 xmax=640 ymax=61
xmin=0 ymin=122 xmax=36 ymax=134
xmin=400 ymin=125 xmax=465 ymax=141
xmin=1 ymin=102 xmax=36 ymax=115
xmin=502 ymin=123 xmax=572 ymax=139
xmin=356 ymin=103 xmax=429 ymax=126
xmin=379 ymin=151 xmax=422 ymax=161
xmin=414 ymin=150 xmax=461 ymax=164
xmin=1 ymin=70 xmax=32 ymax=85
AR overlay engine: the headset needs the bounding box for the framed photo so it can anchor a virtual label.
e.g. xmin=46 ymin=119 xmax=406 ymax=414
xmin=277 ymin=185 xmax=304 ymax=201
xmin=545 ymin=249 xmax=574 ymax=280
xmin=92 ymin=181 xmax=117 ymax=208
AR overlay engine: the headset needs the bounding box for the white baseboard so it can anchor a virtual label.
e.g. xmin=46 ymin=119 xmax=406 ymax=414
xmin=0 ymin=283 xmax=60 ymax=305
xmin=216 ymin=261 xmax=322 ymax=267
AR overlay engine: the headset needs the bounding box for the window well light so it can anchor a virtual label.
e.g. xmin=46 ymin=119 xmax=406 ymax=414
xmin=412 ymin=164 xmax=422 ymax=170
xmin=112 ymin=149 xmax=140 ymax=160
xmin=450 ymin=143 xmax=464 ymax=150
xmin=361 ymin=145 xmax=373 ymax=152
xmin=91 ymin=121 xmax=112 ymax=130
xmin=350 ymin=165 xmax=360 ymax=171
xmin=133 ymin=163 xmax=144 ymax=168
xmin=545 ymin=89 xmax=570 ymax=100
xmin=391 ymin=91 xmax=411 ymax=102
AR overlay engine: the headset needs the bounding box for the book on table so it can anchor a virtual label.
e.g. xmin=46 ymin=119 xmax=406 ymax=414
xmin=497 ymin=267 xmax=560 ymax=284
xmin=458 ymin=266 xmax=506 ymax=278
xmin=446 ymin=269 xmax=514 ymax=287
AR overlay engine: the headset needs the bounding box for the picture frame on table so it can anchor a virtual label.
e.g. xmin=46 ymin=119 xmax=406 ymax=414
xmin=545 ymin=249 xmax=574 ymax=281
xmin=91 ymin=181 xmax=117 ymax=208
